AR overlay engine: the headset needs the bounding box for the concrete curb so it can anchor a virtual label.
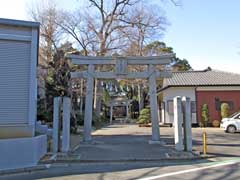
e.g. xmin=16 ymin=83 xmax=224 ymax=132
xmin=0 ymin=155 xmax=214 ymax=176
xmin=41 ymin=155 xmax=213 ymax=164
xmin=0 ymin=164 xmax=50 ymax=176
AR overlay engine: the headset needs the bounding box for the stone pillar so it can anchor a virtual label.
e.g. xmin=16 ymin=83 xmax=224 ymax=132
xmin=53 ymin=97 xmax=61 ymax=153
xmin=62 ymin=97 xmax=71 ymax=153
xmin=126 ymin=102 xmax=129 ymax=119
xmin=148 ymin=65 xmax=160 ymax=142
xmin=161 ymin=102 xmax=165 ymax=123
xmin=110 ymin=104 xmax=113 ymax=124
xmin=174 ymin=96 xmax=184 ymax=151
xmin=182 ymin=96 xmax=192 ymax=152
xmin=157 ymin=106 xmax=161 ymax=124
xmin=84 ymin=64 xmax=94 ymax=142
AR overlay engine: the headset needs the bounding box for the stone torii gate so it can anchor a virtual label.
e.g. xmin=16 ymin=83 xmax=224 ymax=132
xmin=108 ymin=98 xmax=132 ymax=124
xmin=68 ymin=54 xmax=174 ymax=143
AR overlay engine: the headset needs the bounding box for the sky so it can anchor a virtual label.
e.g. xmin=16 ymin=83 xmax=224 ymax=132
xmin=0 ymin=0 xmax=239 ymax=73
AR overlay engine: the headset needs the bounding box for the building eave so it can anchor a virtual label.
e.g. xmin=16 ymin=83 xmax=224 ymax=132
xmin=0 ymin=18 xmax=40 ymax=28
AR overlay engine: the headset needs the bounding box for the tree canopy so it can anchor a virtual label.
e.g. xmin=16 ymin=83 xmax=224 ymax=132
xmin=29 ymin=0 xmax=191 ymax=122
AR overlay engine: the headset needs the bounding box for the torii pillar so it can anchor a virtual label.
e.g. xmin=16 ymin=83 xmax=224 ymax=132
xmin=83 ymin=64 xmax=94 ymax=142
xmin=148 ymin=65 xmax=164 ymax=144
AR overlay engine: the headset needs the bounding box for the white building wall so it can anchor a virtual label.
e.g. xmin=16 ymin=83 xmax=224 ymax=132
xmin=162 ymin=87 xmax=197 ymax=124
xmin=0 ymin=19 xmax=47 ymax=171
xmin=0 ymin=19 xmax=39 ymax=138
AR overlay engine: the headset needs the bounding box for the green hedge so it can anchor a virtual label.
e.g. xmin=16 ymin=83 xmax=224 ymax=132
xmin=137 ymin=108 xmax=150 ymax=124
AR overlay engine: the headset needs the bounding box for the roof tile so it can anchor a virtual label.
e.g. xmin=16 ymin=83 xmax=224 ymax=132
xmin=163 ymin=69 xmax=240 ymax=87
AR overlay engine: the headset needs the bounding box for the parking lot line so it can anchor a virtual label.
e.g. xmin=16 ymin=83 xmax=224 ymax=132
xmin=137 ymin=159 xmax=240 ymax=180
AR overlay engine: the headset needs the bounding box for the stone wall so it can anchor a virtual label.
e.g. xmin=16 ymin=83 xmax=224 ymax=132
xmin=0 ymin=135 xmax=47 ymax=170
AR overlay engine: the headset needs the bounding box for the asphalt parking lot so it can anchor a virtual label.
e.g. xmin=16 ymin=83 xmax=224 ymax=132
xmin=72 ymin=125 xmax=240 ymax=158
xmin=160 ymin=127 xmax=240 ymax=157
xmin=192 ymin=127 xmax=240 ymax=157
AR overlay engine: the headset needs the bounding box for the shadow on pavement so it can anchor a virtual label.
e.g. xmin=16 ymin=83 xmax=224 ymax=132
xmin=0 ymin=159 xmax=212 ymax=180
xmin=72 ymin=134 xmax=192 ymax=161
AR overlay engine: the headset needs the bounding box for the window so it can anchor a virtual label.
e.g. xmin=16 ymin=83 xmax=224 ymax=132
xmin=167 ymin=100 xmax=174 ymax=114
xmin=234 ymin=114 xmax=240 ymax=120
xmin=223 ymin=101 xmax=234 ymax=110
xmin=223 ymin=102 xmax=234 ymax=111
xmin=191 ymin=101 xmax=196 ymax=113
xmin=215 ymin=98 xmax=220 ymax=111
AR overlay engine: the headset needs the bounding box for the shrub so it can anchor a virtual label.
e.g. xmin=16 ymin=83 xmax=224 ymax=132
xmin=72 ymin=112 xmax=108 ymax=131
xmin=137 ymin=108 xmax=150 ymax=124
xmin=198 ymin=121 xmax=204 ymax=128
xmin=201 ymin=104 xmax=209 ymax=127
xmin=221 ymin=103 xmax=230 ymax=119
xmin=76 ymin=113 xmax=84 ymax=126
xmin=93 ymin=112 xmax=108 ymax=128
xmin=212 ymin=120 xmax=220 ymax=127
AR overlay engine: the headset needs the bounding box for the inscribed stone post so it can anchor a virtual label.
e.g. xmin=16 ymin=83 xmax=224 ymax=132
xmin=182 ymin=96 xmax=192 ymax=151
xmin=174 ymin=96 xmax=184 ymax=151
xmin=53 ymin=97 xmax=61 ymax=153
xmin=62 ymin=97 xmax=71 ymax=153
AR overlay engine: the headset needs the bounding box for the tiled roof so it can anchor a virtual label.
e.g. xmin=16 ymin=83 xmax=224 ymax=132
xmin=162 ymin=68 xmax=240 ymax=88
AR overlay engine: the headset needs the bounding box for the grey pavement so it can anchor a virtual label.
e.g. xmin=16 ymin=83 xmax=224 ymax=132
xmin=152 ymin=126 xmax=240 ymax=158
xmin=69 ymin=124 xmax=194 ymax=162
xmin=192 ymin=128 xmax=240 ymax=158
xmin=52 ymin=125 xmax=240 ymax=162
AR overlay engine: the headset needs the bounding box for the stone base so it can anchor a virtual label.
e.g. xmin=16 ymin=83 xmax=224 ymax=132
xmin=148 ymin=140 xmax=166 ymax=145
xmin=0 ymin=135 xmax=47 ymax=170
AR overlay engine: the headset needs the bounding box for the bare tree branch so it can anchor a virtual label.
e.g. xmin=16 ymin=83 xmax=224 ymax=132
xmin=170 ymin=0 xmax=182 ymax=6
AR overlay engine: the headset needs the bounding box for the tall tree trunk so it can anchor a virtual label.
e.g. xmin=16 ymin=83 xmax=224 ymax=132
xmin=93 ymin=79 xmax=97 ymax=111
xmin=93 ymin=43 xmax=106 ymax=117
xmin=138 ymin=83 xmax=144 ymax=110
xmin=94 ymin=79 xmax=102 ymax=117
xmin=94 ymin=78 xmax=103 ymax=117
